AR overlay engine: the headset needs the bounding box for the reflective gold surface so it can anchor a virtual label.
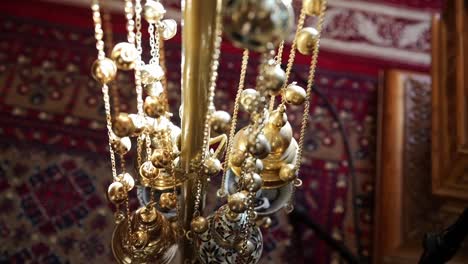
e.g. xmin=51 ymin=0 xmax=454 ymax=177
xmin=180 ymin=0 xmax=220 ymax=262
xmin=229 ymin=110 xmax=298 ymax=189
xmin=112 ymin=205 xmax=177 ymax=264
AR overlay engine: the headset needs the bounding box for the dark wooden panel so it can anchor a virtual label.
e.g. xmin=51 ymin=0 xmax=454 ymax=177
xmin=431 ymin=0 xmax=468 ymax=199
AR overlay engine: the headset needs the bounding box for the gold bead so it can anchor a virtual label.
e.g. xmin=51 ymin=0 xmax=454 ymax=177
xmin=240 ymin=88 xmax=260 ymax=113
xmin=91 ymin=58 xmax=117 ymax=84
xmin=256 ymin=216 xmax=272 ymax=228
xmin=118 ymin=172 xmax=135 ymax=191
xmin=284 ymin=82 xmax=306 ymax=105
xmin=243 ymin=172 xmax=263 ymax=192
xmin=263 ymin=63 xmax=286 ymax=96
xmin=223 ymin=0 xmax=294 ymax=52
xmin=139 ymin=161 xmax=159 ymax=180
xmin=235 ymin=240 xmax=255 ymax=256
xmin=228 ymin=191 xmax=248 ymax=213
xmin=210 ymin=110 xmax=231 ymax=134
xmin=229 ymin=149 xmax=247 ymax=167
xmin=141 ymin=63 xmax=165 ymax=85
xmin=247 ymin=134 xmax=271 ymax=159
xmin=303 ymin=0 xmax=323 ymax=16
xmin=110 ymin=135 xmax=131 ymax=155
xmin=191 ymin=216 xmax=209 ymax=234
xmin=204 ymin=157 xmax=222 ymax=176
xmin=160 ymin=19 xmax=177 ymax=40
xmin=112 ymin=113 xmax=135 ymax=137
xmin=159 ymin=192 xmax=177 ymax=210
xmin=131 ymin=230 xmax=148 ymax=249
xmin=128 ymin=114 xmax=146 ymax=137
xmin=150 ymin=148 xmax=172 ymax=168
xmin=111 ymin=42 xmax=137 ymax=70
xmin=296 ymin=27 xmax=319 ymax=55
xmin=279 ymin=164 xmax=297 ymax=182
xmin=144 ymin=95 xmax=166 ymax=118
xmin=244 ymin=157 xmax=263 ymax=173
xmin=143 ymin=0 xmax=166 ymax=23
xmin=138 ymin=205 xmax=158 ymax=223
xmin=268 ymin=108 xmax=287 ymax=128
xmin=225 ymin=208 xmax=240 ymax=222
xmin=107 ymin=182 xmax=126 ymax=204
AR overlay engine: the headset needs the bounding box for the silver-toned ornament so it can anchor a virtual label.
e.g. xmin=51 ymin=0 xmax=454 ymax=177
xmin=111 ymin=42 xmax=138 ymax=70
xmin=160 ymin=19 xmax=177 ymax=40
xmin=223 ymin=0 xmax=294 ymax=52
xmin=141 ymin=63 xmax=165 ymax=85
xmin=144 ymin=0 xmax=166 ymax=23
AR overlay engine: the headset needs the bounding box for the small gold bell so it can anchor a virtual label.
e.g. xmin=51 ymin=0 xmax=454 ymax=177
xmin=243 ymin=172 xmax=263 ymax=192
xmin=112 ymin=113 xmax=135 ymax=138
xmin=296 ymin=27 xmax=319 ymax=55
xmin=159 ymin=192 xmax=177 ymax=210
xmin=141 ymin=63 xmax=165 ymax=85
xmin=210 ymin=110 xmax=231 ymax=135
xmin=110 ymin=135 xmax=131 ymax=155
xmin=144 ymin=0 xmax=166 ymax=23
xmin=263 ymin=63 xmax=286 ymax=96
xmin=91 ymin=58 xmax=117 ymax=84
xmin=160 ymin=19 xmax=177 ymax=40
xmin=228 ymin=191 xmax=248 ymax=213
xmin=204 ymin=157 xmax=222 ymax=176
xmin=284 ymin=82 xmax=307 ymax=105
xmin=112 ymin=205 xmax=177 ymax=264
xmin=139 ymin=161 xmax=159 ymax=185
xmin=191 ymin=216 xmax=209 ymax=234
xmin=111 ymin=42 xmax=138 ymax=70
xmin=279 ymin=164 xmax=297 ymax=182
xmin=117 ymin=172 xmax=135 ymax=191
xmin=144 ymin=95 xmax=166 ymax=118
xmin=107 ymin=182 xmax=127 ymax=204
xmin=303 ymin=0 xmax=323 ymax=16
xmin=150 ymin=148 xmax=172 ymax=168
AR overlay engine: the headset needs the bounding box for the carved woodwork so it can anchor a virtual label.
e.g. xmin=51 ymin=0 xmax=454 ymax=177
xmin=431 ymin=0 xmax=468 ymax=200
xmin=374 ymin=70 xmax=468 ymax=264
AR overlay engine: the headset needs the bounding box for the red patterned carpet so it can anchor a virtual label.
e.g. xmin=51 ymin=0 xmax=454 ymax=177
xmin=0 ymin=1 xmax=433 ymax=263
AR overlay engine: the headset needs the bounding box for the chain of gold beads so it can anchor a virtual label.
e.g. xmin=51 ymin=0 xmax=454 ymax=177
xmin=284 ymin=0 xmax=328 ymax=212
xmin=90 ymin=1 xmax=138 ymax=238
xmin=218 ymin=49 xmax=250 ymax=198
xmin=189 ymin=1 xmax=224 ymax=236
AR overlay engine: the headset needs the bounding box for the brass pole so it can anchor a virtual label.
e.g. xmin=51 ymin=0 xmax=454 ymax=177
xmin=180 ymin=0 xmax=218 ymax=262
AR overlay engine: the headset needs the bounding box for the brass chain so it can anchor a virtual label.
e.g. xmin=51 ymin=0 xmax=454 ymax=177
xmin=124 ymin=0 xmax=135 ymax=44
xmin=280 ymin=7 xmax=307 ymax=106
xmin=148 ymin=23 xmax=161 ymax=64
xmin=288 ymin=0 xmax=328 ymax=211
xmin=192 ymin=3 xmax=223 ymax=217
xmin=133 ymin=0 xmax=145 ymax=171
xmin=91 ymin=1 xmax=117 ymax=179
xmin=218 ymin=49 xmax=249 ymax=197
xmin=268 ymin=41 xmax=285 ymax=111
xmin=158 ymin=35 xmax=169 ymax=109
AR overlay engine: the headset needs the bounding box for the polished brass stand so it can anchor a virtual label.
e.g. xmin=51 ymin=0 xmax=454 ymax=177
xmin=180 ymin=0 xmax=219 ymax=262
